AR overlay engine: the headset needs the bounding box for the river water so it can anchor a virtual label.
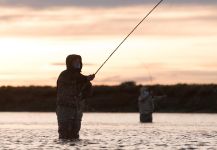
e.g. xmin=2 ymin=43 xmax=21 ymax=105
xmin=0 ymin=113 xmax=216 ymax=150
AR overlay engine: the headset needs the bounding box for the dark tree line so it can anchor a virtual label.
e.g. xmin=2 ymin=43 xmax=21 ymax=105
xmin=0 ymin=82 xmax=217 ymax=112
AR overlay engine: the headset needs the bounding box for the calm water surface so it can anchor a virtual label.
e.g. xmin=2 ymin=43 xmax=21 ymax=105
xmin=0 ymin=113 xmax=217 ymax=150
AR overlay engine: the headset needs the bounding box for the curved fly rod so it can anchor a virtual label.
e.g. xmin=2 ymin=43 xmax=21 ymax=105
xmin=79 ymin=0 xmax=164 ymax=96
xmin=94 ymin=0 xmax=164 ymax=75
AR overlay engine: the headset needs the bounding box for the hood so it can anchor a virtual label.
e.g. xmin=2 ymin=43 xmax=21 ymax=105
xmin=66 ymin=54 xmax=82 ymax=72
xmin=140 ymin=86 xmax=148 ymax=93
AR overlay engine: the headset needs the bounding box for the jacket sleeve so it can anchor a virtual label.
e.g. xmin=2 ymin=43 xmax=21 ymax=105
xmin=79 ymin=75 xmax=93 ymax=98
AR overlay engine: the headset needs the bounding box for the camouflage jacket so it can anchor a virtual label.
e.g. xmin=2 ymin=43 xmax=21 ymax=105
xmin=56 ymin=70 xmax=92 ymax=108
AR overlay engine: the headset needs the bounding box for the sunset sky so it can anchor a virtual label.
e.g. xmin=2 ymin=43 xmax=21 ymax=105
xmin=0 ymin=0 xmax=217 ymax=86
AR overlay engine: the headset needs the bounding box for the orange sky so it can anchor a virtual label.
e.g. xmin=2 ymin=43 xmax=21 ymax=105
xmin=0 ymin=1 xmax=217 ymax=86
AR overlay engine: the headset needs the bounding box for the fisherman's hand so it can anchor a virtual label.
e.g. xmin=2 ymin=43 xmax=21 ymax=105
xmin=87 ymin=74 xmax=95 ymax=81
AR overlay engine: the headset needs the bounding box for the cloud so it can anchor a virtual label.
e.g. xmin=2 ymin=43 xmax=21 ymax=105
xmin=132 ymin=76 xmax=155 ymax=82
xmin=0 ymin=0 xmax=216 ymax=9
xmin=97 ymin=75 xmax=154 ymax=84
xmin=51 ymin=62 xmax=96 ymax=66
xmin=0 ymin=4 xmax=216 ymax=38
xmin=98 ymin=75 xmax=121 ymax=82
xmin=119 ymin=69 xmax=217 ymax=85
xmin=199 ymin=63 xmax=217 ymax=68
xmin=94 ymin=69 xmax=217 ymax=85
xmin=1 ymin=0 xmax=217 ymax=37
xmin=0 ymin=0 xmax=153 ymax=8
xmin=51 ymin=63 xmax=65 ymax=66
xmin=169 ymin=70 xmax=217 ymax=77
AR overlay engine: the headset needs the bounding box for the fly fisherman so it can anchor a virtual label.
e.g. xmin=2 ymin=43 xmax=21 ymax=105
xmin=138 ymin=86 xmax=154 ymax=123
xmin=138 ymin=86 xmax=166 ymax=123
xmin=56 ymin=54 xmax=95 ymax=139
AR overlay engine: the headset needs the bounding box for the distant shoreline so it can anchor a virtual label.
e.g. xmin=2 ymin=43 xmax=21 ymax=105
xmin=0 ymin=82 xmax=217 ymax=113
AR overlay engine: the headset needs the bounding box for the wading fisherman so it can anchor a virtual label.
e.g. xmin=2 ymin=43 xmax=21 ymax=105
xmin=138 ymin=86 xmax=166 ymax=123
xmin=56 ymin=54 xmax=95 ymax=139
xmin=138 ymin=86 xmax=154 ymax=123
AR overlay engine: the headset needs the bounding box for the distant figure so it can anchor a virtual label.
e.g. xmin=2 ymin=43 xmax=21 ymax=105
xmin=138 ymin=86 xmax=154 ymax=123
xmin=56 ymin=54 xmax=95 ymax=139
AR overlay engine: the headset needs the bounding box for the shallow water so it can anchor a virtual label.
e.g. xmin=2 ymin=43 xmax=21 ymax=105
xmin=0 ymin=113 xmax=217 ymax=150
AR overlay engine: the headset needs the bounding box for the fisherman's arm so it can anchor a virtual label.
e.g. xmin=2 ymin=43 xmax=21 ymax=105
xmin=80 ymin=74 xmax=95 ymax=98
xmin=153 ymin=95 xmax=167 ymax=102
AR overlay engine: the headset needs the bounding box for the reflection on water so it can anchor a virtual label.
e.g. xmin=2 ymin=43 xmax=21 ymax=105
xmin=0 ymin=113 xmax=217 ymax=149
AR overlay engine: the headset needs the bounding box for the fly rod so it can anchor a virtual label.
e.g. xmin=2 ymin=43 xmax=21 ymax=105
xmin=94 ymin=0 xmax=164 ymax=75
xmin=79 ymin=0 xmax=164 ymax=96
